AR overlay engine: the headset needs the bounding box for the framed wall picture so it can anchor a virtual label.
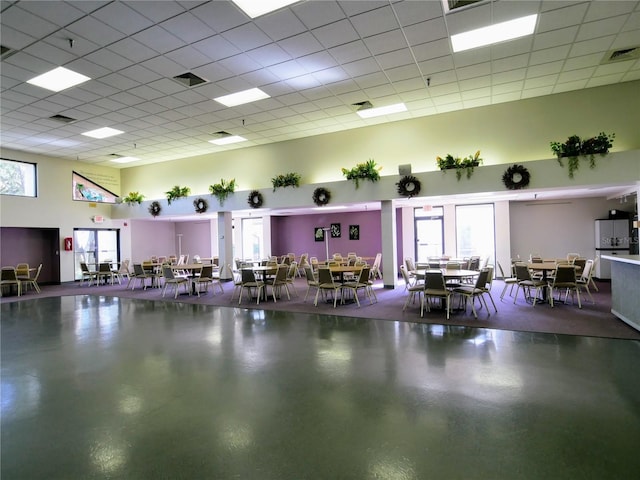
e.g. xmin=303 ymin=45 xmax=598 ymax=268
xmin=330 ymin=223 xmax=341 ymax=238
xmin=349 ymin=225 xmax=360 ymax=240
xmin=314 ymin=227 xmax=325 ymax=242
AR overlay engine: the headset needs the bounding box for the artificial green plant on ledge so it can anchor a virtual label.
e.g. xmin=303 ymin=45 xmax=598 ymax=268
xmin=209 ymin=178 xmax=236 ymax=206
xmin=165 ymin=185 xmax=191 ymax=205
xmin=550 ymin=132 xmax=615 ymax=178
xmin=122 ymin=191 xmax=145 ymax=205
xmin=436 ymin=150 xmax=482 ymax=180
xmin=341 ymin=159 xmax=382 ymax=189
xmin=271 ymin=172 xmax=301 ymax=191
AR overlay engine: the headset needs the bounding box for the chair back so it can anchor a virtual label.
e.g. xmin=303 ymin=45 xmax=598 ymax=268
xmin=468 ymin=256 xmax=480 ymax=270
xmin=133 ymin=263 xmax=146 ymax=276
xmin=554 ymin=265 xmax=576 ymax=283
xmin=400 ymin=265 xmax=412 ymax=285
xmin=1 ymin=267 xmax=18 ymax=281
xmin=287 ymin=261 xmax=298 ymax=279
xmin=119 ymin=259 xmax=130 ymax=274
xmin=32 ymin=264 xmax=43 ymax=280
xmin=16 ymin=263 xmax=29 ymax=277
xmin=304 ymin=266 xmax=316 ymax=283
xmin=200 ymin=265 xmax=213 ymax=278
xmin=579 ymin=259 xmax=594 ymax=282
xmin=405 ymin=257 xmax=416 ymax=271
xmin=162 ymin=266 xmax=176 ymax=279
xmin=274 ymin=265 xmax=288 ymax=282
xmin=424 ymin=270 xmax=446 ymax=290
xmin=241 ymin=269 xmax=257 ymax=283
xmin=474 ymin=268 xmax=490 ymax=289
xmin=514 ymin=263 xmax=532 ymax=281
xmin=357 ymin=267 xmax=370 ymax=283
xmin=98 ymin=262 xmax=111 ymax=273
xmin=80 ymin=262 xmax=91 ymax=273
xmin=497 ymin=261 xmax=508 ymax=279
xmin=446 ymin=261 xmax=460 ymax=270
xmin=318 ymin=268 xmax=335 ymax=285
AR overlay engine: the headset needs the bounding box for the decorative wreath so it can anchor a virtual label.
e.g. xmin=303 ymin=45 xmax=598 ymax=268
xmin=312 ymin=187 xmax=331 ymax=206
xmin=193 ymin=197 xmax=208 ymax=214
xmin=148 ymin=201 xmax=161 ymax=217
xmin=396 ymin=175 xmax=421 ymax=198
xmin=502 ymin=164 xmax=531 ymax=190
xmin=247 ymin=190 xmax=263 ymax=208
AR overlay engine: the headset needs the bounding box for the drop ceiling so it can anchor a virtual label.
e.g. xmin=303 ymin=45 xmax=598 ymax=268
xmin=1 ymin=0 xmax=638 ymax=172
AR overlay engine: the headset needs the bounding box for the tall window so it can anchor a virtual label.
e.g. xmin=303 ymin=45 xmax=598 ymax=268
xmin=0 ymin=158 xmax=37 ymax=197
xmin=414 ymin=206 xmax=444 ymax=262
xmin=242 ymin=218 xmax=263 ymax=260
xmin=455 ymin=204 xmax=495 ymax=266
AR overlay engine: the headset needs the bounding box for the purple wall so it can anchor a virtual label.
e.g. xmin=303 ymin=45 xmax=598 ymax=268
xmin=271 ymin=208 xmax=404 ymax=263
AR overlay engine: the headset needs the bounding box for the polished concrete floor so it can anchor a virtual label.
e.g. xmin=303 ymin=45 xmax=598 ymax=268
xmin=2 ymin=295 xmax=640 ymax=479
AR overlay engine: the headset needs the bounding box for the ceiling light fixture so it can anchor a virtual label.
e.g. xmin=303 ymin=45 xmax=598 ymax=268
xmin=110 ymin=156 xmax=140 ymax=164
xmin=82 ymin=127 xmax=124 ymax=139
xmin=213 ymin=87 xmax=270 ymax=107
xmin=209 ymin=131 xmax=247 ymax=145
xmin=26 ymin=66 xmax=90 ymax=92
xmin=355 ymin=102 xmax=407 ymax=119
xmin=231 ymin=0 xmax=300 ymax=18
xmin=451 ymin=14 xmax=538 ymax=53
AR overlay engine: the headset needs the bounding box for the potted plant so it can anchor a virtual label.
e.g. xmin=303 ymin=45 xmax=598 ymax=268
xmin=165 ymin=185 xmax=190 ymax=205
xmin=271 ymin=172 xmax=301 ymax=191
xmin=209 ymin=178 xmax=236 ymax=206
xmin=341 ymin=159 xmax=382 ymax=188
xmin=436 ymin=151 xmax=482 ymax=180
xmin=121 ymin=191 xmax=145 ymax=205
xmin=550 ymin=132 xmax=615 ymax=178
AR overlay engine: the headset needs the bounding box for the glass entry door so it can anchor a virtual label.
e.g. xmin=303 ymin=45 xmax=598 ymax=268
xmin=415 ymin=207 xmax=444 ymax=263
xmin=74 ymin=228 xmax=120 ymax=280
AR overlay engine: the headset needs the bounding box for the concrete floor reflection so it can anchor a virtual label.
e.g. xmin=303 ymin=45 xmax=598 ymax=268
xmin=2 ymin=296 xmax=640 ymax=479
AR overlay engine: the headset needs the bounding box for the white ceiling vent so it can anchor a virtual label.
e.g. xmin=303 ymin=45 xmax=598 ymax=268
xmin=173 ymin=72 xmax=208 ymax=87
xmin=602 ymin=47 xmax=640 ymax=64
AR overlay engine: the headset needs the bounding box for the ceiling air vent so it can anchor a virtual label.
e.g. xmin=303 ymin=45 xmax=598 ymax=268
xmin=49 ymin=114 xmax=77 ymax=124
xmin=173 ymin=72 xmax=208 ymax=87
xmin=442 ymin=0 xmax=486 ymax=13
xmin=602 ymin=46 xmax=640 ymax=64
xmin=1 ymin=44 xmax=16 ymax=60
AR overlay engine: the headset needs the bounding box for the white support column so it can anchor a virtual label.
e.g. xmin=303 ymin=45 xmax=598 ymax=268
xmin=217 ymin=212 xmax=233 ymax=280
xmin=381 ymin=200 xmax=398 ymax=289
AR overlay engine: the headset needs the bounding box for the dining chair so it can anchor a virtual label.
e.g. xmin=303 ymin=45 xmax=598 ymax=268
xmin=162 ymin=266 xmax=189 ymax=299
xmin=15 ymin=262 xmax=30 ymax=280
xmin=129 ymin=263 xmax=153 ymax=290
xmin=303 ymin=265 xmax=320 ymax=302
xmin=341 ymin=267 xmax=374 ymax=307
xmin=239 ymin=269 xmax=265 ymax=305
xmin=265 ymin=265 xmax=290 ymax=302
xmin=453 ymin=268 xmax=496 ymax=318
xmin=370 ymin=253 xmax=382 ymax=280
xmin=575 ymin=259 xmax=595 ymax=304
xmin=315 ymin=268 xmax=342 ymax=308
xmin=285 ymin=261 xmax=298 ymax=296
xmin=21 ymin=263 xmax=42 ymax=293
xmin=80 ymin=262 xmax=98 ymax=287
xmin=497 ymin=261 xmax=518 ymax=300
xmin=113 ymin=259 xmax=130 ymax=284
xmin=97 ymin=262 xmax=115 ymax=285
xmin=513 ymin=263 xmax=546 ymax=306
xmin=228 ymin=264 xmax=243 ymax=303
xmin=1 ymin=267 xmax=22 ymax=297
xmin=548 ymin=264 xmax=581 ymax=308
xmin=422 ymin=271 xmax=451 ymax=319
xmin=191 ymin=265 xmax=219 ymax=297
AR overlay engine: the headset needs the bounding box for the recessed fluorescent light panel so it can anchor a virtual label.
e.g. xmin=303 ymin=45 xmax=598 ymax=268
xmin=357 ymin=103 xmax=407 ymax=119
xmin=451 ymin=14 xmax=538 ymax=52
xmin=82 ymin=127 xmax=124 ymax=139
xmin=214 ymin=88 xmax=270 ymax=107
xmin=110 ymin=156 xmax=139 ymax=164
xmin=209 ymin=135 xmax=247 ymax=146
xmin=26 ymin=66 xmax=90 ymax=92
xmin=232 ymin=0 xmax=299 ymax=18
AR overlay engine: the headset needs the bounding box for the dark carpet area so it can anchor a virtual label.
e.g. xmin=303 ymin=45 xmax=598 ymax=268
xmin=2 ymin=275 xmax=639 ymax=340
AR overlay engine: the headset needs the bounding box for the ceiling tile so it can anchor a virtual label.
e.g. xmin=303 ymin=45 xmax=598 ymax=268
xmin=222 ymin=23 xmax=273 ymax=51
xmin=312 ymin=19 xmax=360 ymax=49
xmin=91 ymin=2 xmax=155 ymax=35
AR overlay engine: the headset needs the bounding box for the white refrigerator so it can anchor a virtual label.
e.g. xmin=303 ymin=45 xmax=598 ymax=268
xmin=594 ymin=219 xmax=630 ymax=279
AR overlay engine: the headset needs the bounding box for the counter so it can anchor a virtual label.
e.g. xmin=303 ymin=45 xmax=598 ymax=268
xmin=602 ymin=255 xmax=640 ymax=332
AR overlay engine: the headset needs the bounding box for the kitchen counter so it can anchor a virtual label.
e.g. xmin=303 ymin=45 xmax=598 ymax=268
xmin=602 ymin=255 xmax=640 ymax=332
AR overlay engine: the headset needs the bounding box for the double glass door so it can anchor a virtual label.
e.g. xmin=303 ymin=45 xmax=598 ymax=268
xmin=74 ymin=228 xmax=120 ymax=280
xmin=415 ymin=208 xmax=444 ymax=263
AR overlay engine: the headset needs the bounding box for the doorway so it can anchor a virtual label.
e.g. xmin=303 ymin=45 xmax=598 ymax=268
xmin=73 ymin=228 xmax=120 ymax=280
xmin=414 ymin=207 xmax=444 ymax=263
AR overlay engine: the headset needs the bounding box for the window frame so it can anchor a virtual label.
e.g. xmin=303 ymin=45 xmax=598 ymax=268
xmin=0 ymin=158 xmax=38 ymax=197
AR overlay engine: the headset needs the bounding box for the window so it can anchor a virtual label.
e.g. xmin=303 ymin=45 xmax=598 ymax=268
xmin=72 ymin=171 xmax=118 ymax=203
xmin=0 ymin=158 xmax=37 ymax=197
xmin=414 ymin=207 xmax=444 ymax=262
xmin=455 ymin=204 xmax=495 ymax=265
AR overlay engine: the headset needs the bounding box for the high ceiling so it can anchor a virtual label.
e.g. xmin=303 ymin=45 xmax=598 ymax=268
xmin=2 ymin=0 xmax=639 ymax=170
